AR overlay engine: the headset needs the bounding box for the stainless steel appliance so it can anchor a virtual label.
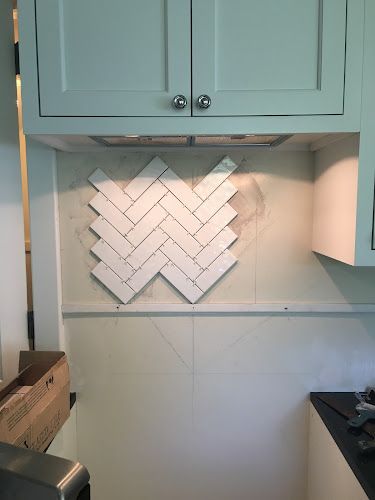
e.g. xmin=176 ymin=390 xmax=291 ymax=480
xmin=0 ymin=442 xmax=90 ymax=499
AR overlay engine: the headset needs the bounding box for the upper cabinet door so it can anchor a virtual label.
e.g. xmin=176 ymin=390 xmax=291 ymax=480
xmin=34 ymin=0 xmax=191 ymax=117
xmin=192 ymin=0 xmax=347 ymax=116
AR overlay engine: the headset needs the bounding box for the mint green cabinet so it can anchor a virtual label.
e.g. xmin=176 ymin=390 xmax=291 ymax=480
xmin=34 ymin=0 xmax=191 ymax=116
xmin=26 ymin=0 xmax=348 ymax=119
xmin=192 ymin=0 xmax=347 ymax=116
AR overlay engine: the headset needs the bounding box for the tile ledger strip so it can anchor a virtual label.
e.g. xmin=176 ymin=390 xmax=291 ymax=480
xmin=62 ymin=303 xmax=375 ymax=315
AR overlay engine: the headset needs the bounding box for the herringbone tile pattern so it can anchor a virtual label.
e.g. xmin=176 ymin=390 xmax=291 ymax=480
xmin=88 ymin=156 xmax=238 ymax=303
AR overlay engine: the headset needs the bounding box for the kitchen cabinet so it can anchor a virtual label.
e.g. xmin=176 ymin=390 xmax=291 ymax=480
xmin=192 ymin=0 xmax=346 ymax=116
xmin=312 ymin=134 xmax=361 ymax=266
xmin=307 ymin=400 xmax=370 ymax=500
xmin=19 ymin=0 xmax=358 ymax=129
xmin=31 ymin=0 xmax=191 ymax=117
xmin=17 ymin=0 xmax=375 ymax=267
xmin=312 ymin=0 xmax=375 ymax=267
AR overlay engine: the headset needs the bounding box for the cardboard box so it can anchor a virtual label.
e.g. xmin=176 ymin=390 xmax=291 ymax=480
xmin=0 ymin=351 xmax=70 ymax=452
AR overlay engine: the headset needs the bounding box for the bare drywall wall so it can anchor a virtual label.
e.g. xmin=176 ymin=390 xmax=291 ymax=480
xmin=57 ymin=150 xmax=375 ymax=500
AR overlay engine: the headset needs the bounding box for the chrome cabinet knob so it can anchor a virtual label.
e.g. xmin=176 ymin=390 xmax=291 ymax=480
xmin=173 ymin=95 xmax=187 ymax=109
xmin=197 ymin=94 xmax=211 ymax=109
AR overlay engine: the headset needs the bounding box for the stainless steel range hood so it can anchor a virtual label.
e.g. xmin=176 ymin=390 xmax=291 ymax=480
xmin=90 ymin=134 xmax=291 ymax=148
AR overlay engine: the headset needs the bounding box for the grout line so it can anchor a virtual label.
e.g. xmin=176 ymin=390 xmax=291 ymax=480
xmin=148 ymin=316 xmax=192 ymax=372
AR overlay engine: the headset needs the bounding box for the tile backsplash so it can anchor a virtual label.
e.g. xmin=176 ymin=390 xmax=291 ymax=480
xmin=57 ymin=150 xmax=375 ymax=305
xmin=57 ymin=150 xmax=375 ymax=500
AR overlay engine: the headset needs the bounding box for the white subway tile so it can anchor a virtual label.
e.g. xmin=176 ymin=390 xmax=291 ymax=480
xmin=194 ymin=204 xmax=237 ymax=246
xmin=160 ymin=239 xmax=203 ymax=280
xmin=89 ymin=192 xmax=134 ymax=235
xmin=159 ymin=192 xmax=202 ymax=234
xmin=127 ymin=251 xmax=168 ymax=293
xmin=90 ymin=217 xmax=134 ymax=259
xmin=88 ymin=168 xmax=132 ymax=212
xmin=91 ymin=262 xmax=135 ymax=303
xmin=193 ymin=157 xmax=238 ymax=200
xmin=124 ymin=157 xmax=168 ymax=200
xmin=159 ymin=168 xmax=202 ymax=211
xmin=127 ymin=205 xmax=167 ymax=247
xmin=126 ymin=228 xmax=168 ymax=269
xmin=193 ymin=180 xmax=237 ymax=223
xmin=91 ymin=239 xmax=134 ymax=281
xmin=160 ymin=216 xmax=203 ymax=257
xmin=195 ymin=227 xmax=237 ymax=268
xmin=160 ymin=262 xmax=204 ymax=303
xmin=195 ymin=250 xmax=237 ymax=292
xmin=125 ymin=180 xmax=167 ymax=224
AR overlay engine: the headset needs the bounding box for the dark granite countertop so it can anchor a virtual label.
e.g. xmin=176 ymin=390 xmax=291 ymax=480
xmin=311 ymin=392 xmax=375 ymax=500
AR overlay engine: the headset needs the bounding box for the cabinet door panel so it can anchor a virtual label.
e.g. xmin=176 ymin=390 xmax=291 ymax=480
xmin=192 ymin=0 xmax=347 ymax=116
xmin=35 ymin=0 xmax=191 ymax=116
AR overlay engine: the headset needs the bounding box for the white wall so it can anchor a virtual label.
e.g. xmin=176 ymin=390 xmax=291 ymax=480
xmin=57 ymin=150 xmax=375 ymax=500
xmin=0 ymin=0 xmax=28 ymax=380
xmin=26 ymin=139 xmax=64 ymax=351
xmin=47 ymin=404 xmax=78 ymax=462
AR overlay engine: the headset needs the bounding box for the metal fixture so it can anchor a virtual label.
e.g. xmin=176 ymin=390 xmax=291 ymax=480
xmin=173 ymin=95 xmax=187 ymax=109
xmin=348 ymin=408 xmax=375 ymax=428
xmin=0 ymin=442 xmax=90 ymax=499
xmin=197 ymin=94 xmax=211 ymax=109
xmin=92 ymin=135 xmax=191 ymax=147
xmin=192 ymin=134 xmax=291 ymax=147
xmin=90 ymin=134 xmax=291 ymax=148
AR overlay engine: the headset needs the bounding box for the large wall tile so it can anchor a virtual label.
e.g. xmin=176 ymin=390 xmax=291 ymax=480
xmin=191 ymin=373 xmax=311 ymax=500
xmin=193 ymin=315 xmax=375 ymax=383
xmin=66 ymin=316 xmax=193 ymax=380
xmin=76 ymin=373 xmax=194 ymax=500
